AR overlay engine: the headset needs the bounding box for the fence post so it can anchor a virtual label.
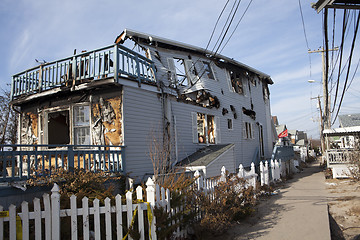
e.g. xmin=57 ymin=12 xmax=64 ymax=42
xmin=264 ymin=161 xmax=269 ymax=185
xmin=251 ymin=162 xmax=256 ymax=189
xmin=146 ymin=178 xmax=157 ymax=240
xmin=270 ymin=159 xmax=275 ymax=183
xmin=194 ymin=170 xmax=202 ymax=191
xmin=220 ymin=166 xmax=226 ymax=182
xmin=260 ymin=161 xmax=264 ymax=186
xmin=238 ymin=164 xmax=244 ymax=178
xmin=51 ymin=184 xmax=60 ymax=240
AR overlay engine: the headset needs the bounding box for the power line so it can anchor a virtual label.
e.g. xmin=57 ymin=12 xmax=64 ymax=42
xmin=298 ymin=0 xmax=313 ymax=79
xmin=219 ymin=0 xmax=253 ymax=54
xmin=332 ymin=11 xmax=360 ymax=125
xmin=212 ymin=0 xmax=242 ymax=56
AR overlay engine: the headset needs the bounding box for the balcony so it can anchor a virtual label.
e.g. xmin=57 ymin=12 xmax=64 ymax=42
xmin=0 ymin=144 xmax=125 ymax=182
xmin=11 ymin=44 xmax=156 ymax=101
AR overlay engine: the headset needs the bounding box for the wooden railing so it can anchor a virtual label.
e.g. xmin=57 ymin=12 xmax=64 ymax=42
xmin=11 ymin=44 xmax=156 ymax=100
xmin=0 ymin=144 xmax=125 ymax=182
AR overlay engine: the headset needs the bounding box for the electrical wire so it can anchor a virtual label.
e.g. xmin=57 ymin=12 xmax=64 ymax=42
xmin=332 ymin=11 xmax=360 ymax=125
xmin=331 ymin=9 xmax=348 ymax=113
xmin=298 ymin=0 xmax=313 ymax=79
xmin=212 ymin=0 xmax=242 ymax=56
xmin=219 ymin=0 xmax=253 ymax=54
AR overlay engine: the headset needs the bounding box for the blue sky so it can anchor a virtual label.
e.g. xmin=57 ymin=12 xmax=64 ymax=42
xmin=1 ymin=0 xmax=359 ymax=139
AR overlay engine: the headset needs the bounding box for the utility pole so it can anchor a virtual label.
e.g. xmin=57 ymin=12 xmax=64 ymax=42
xmin=308 ymin=47 xmax=338 ymax=152
xmin=311 ymin=96 xmax=325 ymax=154
xmin=308 ymin=47 xmax=338 ymax=129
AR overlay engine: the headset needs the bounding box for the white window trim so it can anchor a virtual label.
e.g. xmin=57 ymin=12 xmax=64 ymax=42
xmin=73 ymin=103 xmax=92 ymax=146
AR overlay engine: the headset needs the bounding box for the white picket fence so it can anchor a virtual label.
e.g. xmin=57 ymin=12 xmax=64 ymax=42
xmin=0 ymin=162 xmax=282 ymax=240
xmin=0 ymin=177 xmax=186 ymax=240
xmin=259 ymin=159 xmax=282 ymax=186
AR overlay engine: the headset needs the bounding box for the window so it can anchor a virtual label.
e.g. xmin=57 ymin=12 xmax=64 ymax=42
xmin=73 ymin=105 xmax=90 ymax=145
xmin=48 ymin=110 xmax=70 ymax=145
xmin=192 ymin=112 xmax=220 ymax=144
xmin=243 ymin=121 xmax=254 ymax=139
xmin=229 ymin=70 xmax=243 ymax=94
xmin=167 ymin=58 xmax=198 ymax=86
xmin=227 ymin=119 xmax=233 ymax=130
xmin=202 ymin=61 xmax=215 ymax=80
xmin=46 ymin=105 xmax=91 ymax=145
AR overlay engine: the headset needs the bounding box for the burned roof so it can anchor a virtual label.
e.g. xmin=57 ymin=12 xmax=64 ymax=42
xmin=178 ymin=144 xmax=234 ymax=167
xmin=115 ymin=29 xmax=273 ymax=85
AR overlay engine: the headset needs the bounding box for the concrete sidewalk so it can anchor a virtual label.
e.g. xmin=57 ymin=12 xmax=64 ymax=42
xmin=226 ymin=163 xmax=332 ymax=240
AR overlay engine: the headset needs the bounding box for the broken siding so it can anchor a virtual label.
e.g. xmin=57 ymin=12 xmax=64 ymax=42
xmin=122 ymin=85 xmax=163 ymax=180
xmin=20 ymin=112 xmax=39 ymax=145
xmin=91 ymin=96 xmax=123 ymax=146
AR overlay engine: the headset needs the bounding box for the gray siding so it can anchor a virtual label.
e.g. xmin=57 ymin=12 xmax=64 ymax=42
xmin=122 ymin=85 xmax=163 ymax=181
xmin=206 ymin=146 xmax=235 ymax=178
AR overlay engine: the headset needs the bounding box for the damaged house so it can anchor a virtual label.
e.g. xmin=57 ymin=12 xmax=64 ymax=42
xmin=9 ymin=29 xmax=275 ymax=182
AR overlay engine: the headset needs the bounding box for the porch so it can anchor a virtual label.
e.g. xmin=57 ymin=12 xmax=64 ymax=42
xmin=0 ymin=144 xmax=125 ymax=182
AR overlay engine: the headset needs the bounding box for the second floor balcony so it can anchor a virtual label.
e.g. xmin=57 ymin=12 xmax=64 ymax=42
xmin=11 ymin=44 xmax=156 ymax=101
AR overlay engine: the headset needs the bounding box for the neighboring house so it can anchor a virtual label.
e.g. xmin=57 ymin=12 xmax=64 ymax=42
xmin=323 ymin=113 xmax=360 ymax=178
xmin=9 ymin=29 xmax=275 ymax=182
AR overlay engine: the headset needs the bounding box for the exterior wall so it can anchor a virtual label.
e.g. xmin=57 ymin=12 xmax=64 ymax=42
xmin=122 ymin=85 xmax=164 ymax=181
xmin=148 ymin=44 xmax=273 ymax=169
xmin=206 ymin=146 xmax=235 ymax=178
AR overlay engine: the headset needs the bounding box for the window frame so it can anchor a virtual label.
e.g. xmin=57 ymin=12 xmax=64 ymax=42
xmin=42 ymin=103 xmax=92 ymax=146
xmin=202 ymin=61 xmax=215 ymax=80
xmin=192 ymin=112 xmax=220 ymax=144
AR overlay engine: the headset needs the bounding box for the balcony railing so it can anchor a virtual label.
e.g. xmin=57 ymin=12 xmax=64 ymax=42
xmin=11 ymin=44 xmax=156 ymax=100
xmin=0 ymin=144 xmax=125 ymax=182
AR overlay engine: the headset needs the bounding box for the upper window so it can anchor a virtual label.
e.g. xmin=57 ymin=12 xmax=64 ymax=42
xmin=167 ymin=58 xmax=198 ymax=86
xmin=229 ymin=70 xmax=243 ymax=94
xmin=202 ymin=62 xmax=215 ymax=80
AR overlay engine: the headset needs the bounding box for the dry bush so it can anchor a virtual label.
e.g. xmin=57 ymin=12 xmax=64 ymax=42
xmin=153 ymin=173 xmax=257 ymax=239
xmin=349 ymin=143 xmax=360 ymax=181
xmin=193 ymin=176 xmax=256 ymax=238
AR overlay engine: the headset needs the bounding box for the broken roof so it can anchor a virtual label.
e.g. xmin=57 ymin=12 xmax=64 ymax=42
xmin=178 ymin=144 xmax=234 ymax=167
xmin=115 ymin=29 xmax=273 ymax=85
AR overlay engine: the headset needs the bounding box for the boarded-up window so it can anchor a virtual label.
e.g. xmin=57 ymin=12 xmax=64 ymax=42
xmin=48 ymin=110 xmax=70 ymax=145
